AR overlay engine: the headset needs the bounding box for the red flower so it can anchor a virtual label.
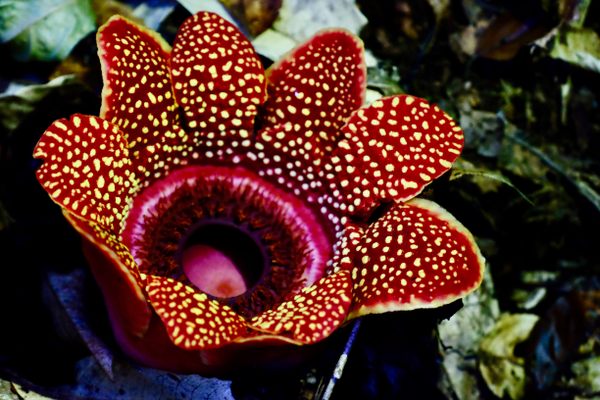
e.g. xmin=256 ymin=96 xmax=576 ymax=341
xmin=33 ymin=12 xmax=485 ymax=374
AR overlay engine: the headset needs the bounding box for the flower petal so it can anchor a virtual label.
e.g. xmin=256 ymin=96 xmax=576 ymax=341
xmin=170 ymin=12 xmax=266 ymax=157
xmin=330 ymin=222 xmax=365 ymax=273
xmin=260 ymin=29 xmax=366 ymax=154
xmin=249 ymin=270 xmax=352 ymax=344
xmin=249 ymin=125 xmax=343 ymax=233
xmin=251 ymin=125 xmax=325 ymax=201
xmin=33 ymin=114 xmax=138 ymax=233
xmin=145 ymin=275 xmax=248 ymax=350
xmin=348 ymin=198 xmax=485 ymax=319
xmin=331 ymin=95 xmax=464 ymax=216
xmin=98 ymin=15 xmax=186 ymax=176
xmin=65 ymin=213 xmax=151 ymax=337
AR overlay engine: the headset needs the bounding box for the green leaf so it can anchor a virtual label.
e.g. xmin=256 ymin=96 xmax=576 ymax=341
xmin=367 ymin=64 xmax=403 ymax=97
xmin=0 ymin=0 xmax=95 ymax=61
xmin=550 ymin=27 xmax=600 ymax=73
xmin=450 ymin=163 xmax=534 ymax=205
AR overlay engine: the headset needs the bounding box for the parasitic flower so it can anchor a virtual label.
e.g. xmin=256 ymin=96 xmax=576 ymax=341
xmin=33 ymin=12 xmax=485 ymax=374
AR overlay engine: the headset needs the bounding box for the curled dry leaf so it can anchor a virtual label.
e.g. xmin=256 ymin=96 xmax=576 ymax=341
xmin=478 ymin=313 xmax=539 ymax=400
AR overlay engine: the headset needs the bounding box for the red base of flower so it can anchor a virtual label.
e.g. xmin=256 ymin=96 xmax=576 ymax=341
xmin=83 ymin=237 xmax=321 ymax=375
xmin=110 ymin=307 xmax=324 ymax=376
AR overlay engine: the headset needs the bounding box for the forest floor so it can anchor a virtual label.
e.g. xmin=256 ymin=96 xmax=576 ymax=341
xmin=0 ymin=1 xmax=599 ymax=399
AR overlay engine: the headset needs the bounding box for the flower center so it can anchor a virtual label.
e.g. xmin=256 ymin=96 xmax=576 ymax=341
xmin=121 ymin=165 xmax=334 ymax=318
xmin=178 ymin=220 xmax=266 ymax=299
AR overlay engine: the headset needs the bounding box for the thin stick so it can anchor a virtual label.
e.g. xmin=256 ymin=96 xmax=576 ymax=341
xmin=320 ymin=319 xmax=362 ymax=400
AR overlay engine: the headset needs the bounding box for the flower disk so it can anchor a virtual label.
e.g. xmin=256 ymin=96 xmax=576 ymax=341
xmin=33 ymin=10 xmax=485 ymax=374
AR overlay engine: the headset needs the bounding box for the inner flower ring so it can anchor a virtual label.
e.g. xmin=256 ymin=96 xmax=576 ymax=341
xmin=121 ymin=165 xmax=333 ymax=318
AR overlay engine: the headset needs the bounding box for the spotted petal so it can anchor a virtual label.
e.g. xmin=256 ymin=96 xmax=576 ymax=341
xmin=251 ymin=125 xmax=327 ymax=201
xmin=33 ymin=114 xmax=138 ymax=233
xmin=98 ymin=14 xmax=187 ymax=180
xmin=145 ymin=276 xmax=248 ymax=350
xmin=348 ymin=198 xmax=485 ymax=319
xmin=170 ymin=12 xmax=266 ymax=158
xmin=260 ymin=29 xmax=366 ymax=155
xmin=249 ymin=124 xmax=345 ymax=233
xmin=330 ymin=223 xmax=365 ymax=273
xmin=331 ymin=95 xmax=464 ymax=216
xmin=249 ymin=270 xmax=352 ymax=344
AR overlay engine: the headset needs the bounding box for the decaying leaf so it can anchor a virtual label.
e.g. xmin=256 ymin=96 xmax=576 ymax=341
xmin=272 ymin=0 xmax=366 ymax=42
xmin=253 ymin=0 xmax=367 ymax=61
xmin=10 ymin=383 xmax=52 ymax=400
xmin=474 ymin=12 xmax=551 ymax=61
xmin=524 ymin=288 xmax=599 ymax=393
xmin=219 ymin=0 xmax=282 ymax=36
xmin=450 ymin=7 xmax=552 ymax=61
xmin=438 ymin=267 xmax=500 ymax=400
xmin=179 ymin=0 xmax=367 ymax=62
xmin=478 ymin=313 xmax=539 ymax=400
xmin=459 ymin=109 xmax=504 ymax=157
xmin=570 ymin=356 xmax=600 ymax=394
xmin=0 ymin=378 xmax=19 ymax=399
